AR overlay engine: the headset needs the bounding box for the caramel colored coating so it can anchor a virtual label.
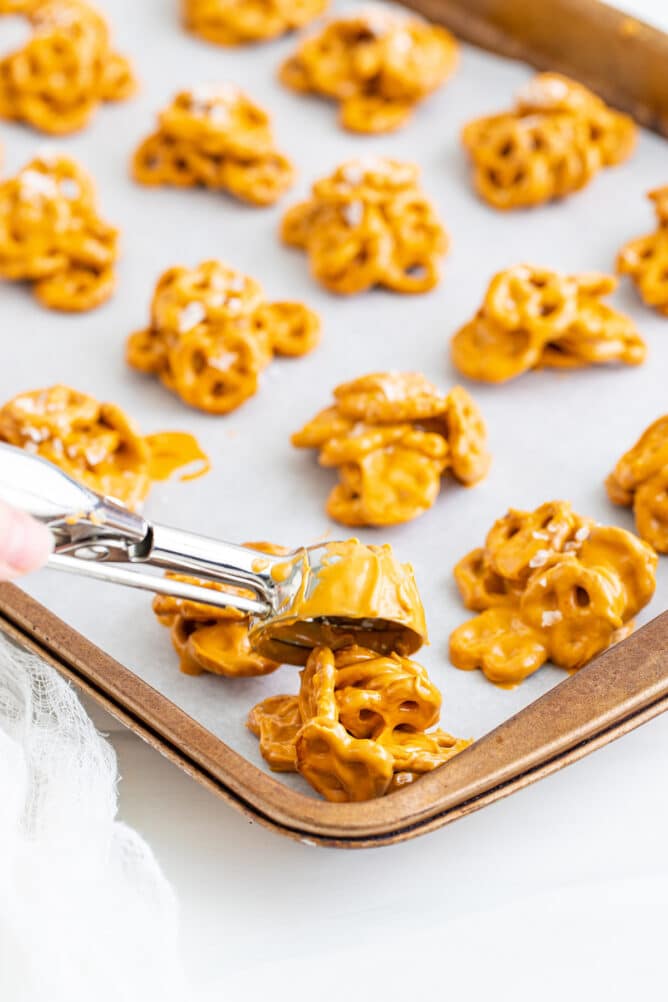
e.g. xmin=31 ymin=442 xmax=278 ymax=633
xmin=247 ymin=645 xmax=471 ymax=802
xmin=153 ymin=543 xmax=290 ymax=679
xmin=126 ymin=260 xmax=320 ymax=415
xmin=462 ymin=73 xmax=636 ymax=210
xmin=280 ymin=157 xmax=448 ymax=295
xmin=182 ymin=0 xmax=327 ymax=45
xmin=617 ymin=187 xmax=668 ymax=315
xmin=292 ymin=373 xmax=490 ymax=527
xmin=0 ymin=0 xmax=136 ymax=134
xmin=0 ymin=385 xmax=209 ymax=509
xmin=450 ymin=501 xmax=657 ymax=687
xmin=132 ymin=84 xmax=294 ymax=206
xmin=279 ymin=7 xmax=458 ymax=134
xmin=0 ymin=155 xmax=119 ymax=311
xmin=607 ymin=415 xmax=668 ymax=553
xmin=250 ymin=538 xmax=428 ymax=665
xmin=451 ymin=264 xmax=645 ymax=383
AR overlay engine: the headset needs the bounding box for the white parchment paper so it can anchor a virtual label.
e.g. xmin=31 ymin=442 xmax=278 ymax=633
xmin=2 ymin=0 xmax=668 ymax=790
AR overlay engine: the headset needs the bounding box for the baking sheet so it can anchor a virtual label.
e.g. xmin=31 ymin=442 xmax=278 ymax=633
xmin=2 ymin=0 xmax=668 ymax=794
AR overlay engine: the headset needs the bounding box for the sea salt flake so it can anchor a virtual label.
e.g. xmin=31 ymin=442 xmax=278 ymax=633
xmin=574 ymin=526 xmax=590 ymax=542
xmin=178 ymin=301 xmax=206 ymax=333
xmin=342 ymin=201 xmax=364 ymax=227
xmin=528 ymin=549 xmax=550 ymax=568
xmin=541 ymin=610 xmax=563 ymax=628
xmin=209 ymin=352 xmax=238 ymax=371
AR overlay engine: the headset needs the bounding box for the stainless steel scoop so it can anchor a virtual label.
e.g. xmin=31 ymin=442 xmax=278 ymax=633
xmin=0 ymin=444 xmax=426 ymax=664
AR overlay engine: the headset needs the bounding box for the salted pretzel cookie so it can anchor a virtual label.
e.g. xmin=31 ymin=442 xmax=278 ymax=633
xmin=127 ymin=260 xmax=320 ymax=414
xmin=606 ymin=415 xmax=668 ymax=553
xmin=450 ymin=501 xmax=657 ymax=688
xmin=248 ymin=645 xmax=472 ymax=802
xmin=0 ymin=155 xmax=119 ymax=311
xmin=292 ymin=373 xmax=490 ymax=526
xmin=0 ymin=385 xmax=209 ymax=509
xmin=617 ymin=187 xmax=668 ymax=315
xmin=281 ymin=157 xmax=448 ymax=294
xmin=182 ymin=0 xmax=328 ymax=45
xmin=132 ymin=84 xmax=294 ymax=206
xmin=462 ymin=73 xmax=636 ymax=210
xmin=451 ymin=264 xmax=646 ymax=383
xmin=280 ymin=5 xmax=457 ymax=133
xmin=0 ymin=0 xmax=136 ymax=134
xmin=153 ymin=543 xmax=289 ymax=679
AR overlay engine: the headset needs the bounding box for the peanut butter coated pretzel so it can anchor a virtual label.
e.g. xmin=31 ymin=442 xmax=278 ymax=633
xmin=0 ymin=385 xmax=151 ymax=509
xmin=281 ymin=157 xmax=448 ymax=294
xmin=248 ymin=645 xmax=471 ymax=802
xmin=153 ymin=543 xmax=289 ymax=679
xmin=462 ymin=73 xmax=636 ymax=210
xmin=451 ymin=265 xmax=645 ymax=383
xmin=0 ymin=0 xmax=136 ymax=134
xmin=450 ymin=501 xmax=657 ymax=687
xmin=132 ymin=84 xmax=294 ymax=206
xmin=182 ymin=0 xmax=328 ymax=45
xmin=607 ymin=415 xmax=668 ymax=553
xmin=0 ymin=385 xmax=209 ymax=508
xmin=126 ymin=260 xmax=320 ymax=414
xmin=292 ymin=373 xmax=490 ymax=527
xmin=617 ymin=187 xmax=668 ymax=315
xmin=279 ymin=6 xmax=458 ymax=133
xmin=0 ymin=155 xmax=119 ymax=311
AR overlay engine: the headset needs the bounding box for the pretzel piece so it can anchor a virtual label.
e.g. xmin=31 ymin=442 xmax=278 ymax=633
xmin=280 ymin=157 xmax=447 ymax=295
xmin=0 ymin=155 xmax=119 ymax=311
xmin=126 ymin=260 xmax=319 ymax=414
xmin=279 ymin=8 xmax=457 ymax=134
xmin=132 ymin=84 xmax=294 ymax=206
xmin=182 ymin=0 xmax=327 ymax=45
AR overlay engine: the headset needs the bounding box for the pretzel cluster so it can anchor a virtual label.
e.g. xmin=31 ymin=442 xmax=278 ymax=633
xmin=153 ymin=544 xmax=289 ymax=678
xmin=281 ymin=157 xmax=447 ymax=294
xmin=0 ymin=0 xmax=136 ymax=134
xmin=0 ymin=384 xmax=152 ymax=509
xmin=449 ymin=501 xmax=657 ymax=688
xmin=132 ymin=84 xmax=294 ymax=206
xmin=279 ymin=7 xmax=458 ymax=134
xmin=462 ymin=73 xmax=636 ymax=210
xmin=182 ymin=0 xmax=327 ymax=45
xmin=292 ymin=372 xmax=490 ymax=527
xmin=617 ymin=187 xmax=668 ymax=315
xmin=606 ymin=416 xmax=668 ymax=553
xmin=0 ymin=155 xmax=119 ymax=311
xmin=248 ymin=645 xmax=471 ymax=801
xmin=451 ymin=265 xmax=646 ymax=383
xmin=126 ymin=260 xmax=320 ymax=414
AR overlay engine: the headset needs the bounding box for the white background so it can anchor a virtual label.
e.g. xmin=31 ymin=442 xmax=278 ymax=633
xmin=3 ymin=0 xmax=668 ymax=996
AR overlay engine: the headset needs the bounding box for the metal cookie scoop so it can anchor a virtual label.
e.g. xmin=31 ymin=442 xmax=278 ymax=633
xmin=0 ymin=444 xmax=427 ymax=665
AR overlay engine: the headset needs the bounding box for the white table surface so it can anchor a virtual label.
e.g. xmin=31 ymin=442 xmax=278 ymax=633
xmin=14 ymin=0 xmax=668 ymax=994
xmin=107 ymin=0 xmax=668 ymax=991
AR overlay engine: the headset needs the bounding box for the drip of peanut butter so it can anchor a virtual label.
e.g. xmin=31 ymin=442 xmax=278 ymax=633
xmin=250 ymin=538 xmax=428 ymax=665
xmin=145 ymin=431 xmax=210 ymax=483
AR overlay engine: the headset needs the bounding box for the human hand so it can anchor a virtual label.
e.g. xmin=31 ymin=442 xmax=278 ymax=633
xmin=0 ymin=502 xmax=53 ymax=581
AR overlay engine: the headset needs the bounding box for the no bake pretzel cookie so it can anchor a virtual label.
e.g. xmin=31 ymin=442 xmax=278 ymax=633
xmin=450 ymin=501 xmax=657 ymax=688
xmin=451 ymin=264 xmax=646 ymax=383
xmin=182 ymin=0 xmax=328 ymax=45
xmin=132 ymin=84 xmax=294 ymax=206
xmin=279 ymin=5 xmax=457 ymax=133
xmin=281 ymin=157 xmax=448 ymax=294
xmin=0 ymin=0 xmax=136 ymax=134
xmin=462 ymin=73 xmax=636 ymax=210
xmin=617 ymin=187 xmax=668 ymax=315
xmin=0 ymin=385 xmax=209 ymax=509
xmin=248 ymin=645 xmax=471 ymax=802
xmin=127 ymin=260 xmax=320 ymax=414
xmin=153 ymin=543 xmax=289 ymax=679
xmin=0 ymin=155 xmax=119 ymax=311
xmin=607 ymin=415 xmax=668 ymax=553
xmin=292 ymin=373 xmax=490 ymax=527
